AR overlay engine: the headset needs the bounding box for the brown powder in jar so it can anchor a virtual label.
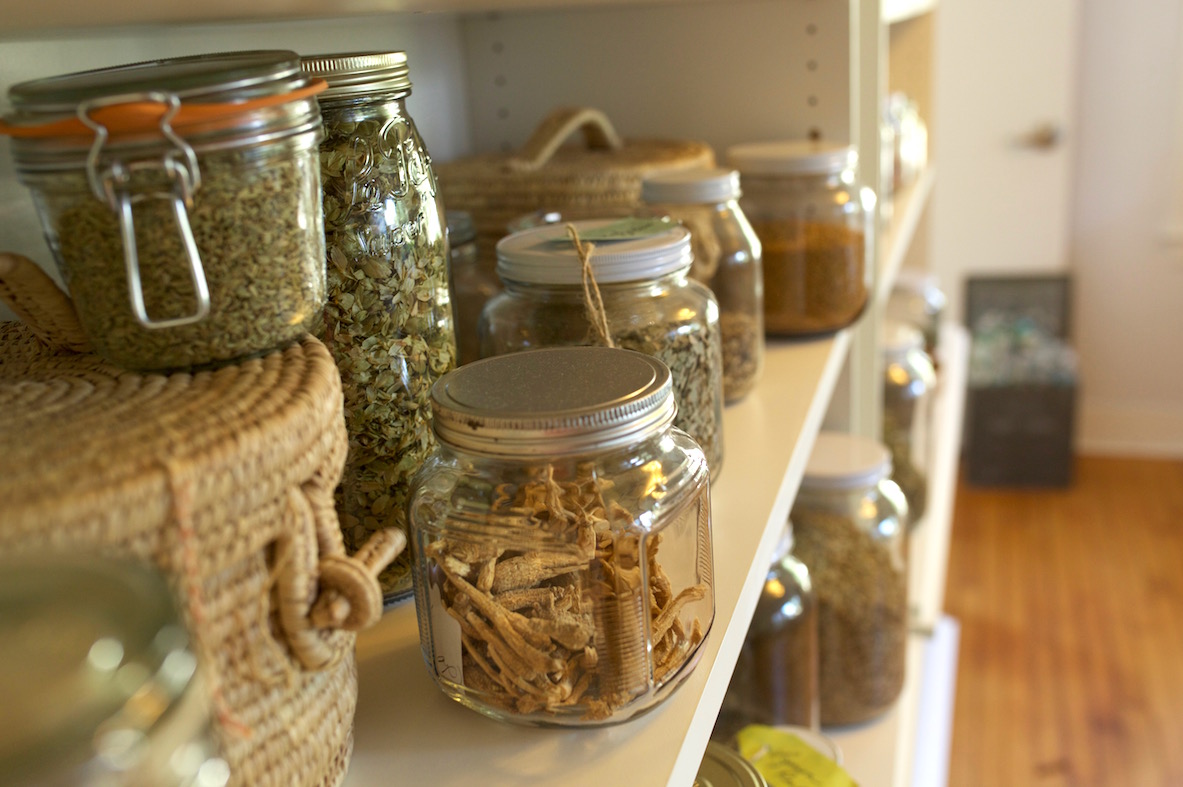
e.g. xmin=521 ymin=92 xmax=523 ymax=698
xmin=755 ymin=219 xmax=866 ymax=336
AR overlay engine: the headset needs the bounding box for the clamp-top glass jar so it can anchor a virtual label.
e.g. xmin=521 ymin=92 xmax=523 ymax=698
xmin=480 ymin=219 xmax=725 ymax=478
xmin=882 ymin=320 xmax=937 ymax=529
xmin=408 ymin=346 xmax=715 ymax=726
xmin=726 ymin=141 xmax=873 ymax=337
xmin=641 ymin=168 xmax=764 ymax=403
xmin=299 ymin=51 xmax=456 ymax=603
xmin=2 ymin=50 xmax=328 ymax=371
xmin=790 ymin=432 xmax=908 ymax=726
xmin=0 ymin=554 xmax=228 ymax=786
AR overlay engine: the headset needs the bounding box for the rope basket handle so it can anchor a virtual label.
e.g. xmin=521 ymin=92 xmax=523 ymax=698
xmin=506 ymin=106 xmax=624 ymax=173
xmin=0 ymin=252 xmax=90 ymax=352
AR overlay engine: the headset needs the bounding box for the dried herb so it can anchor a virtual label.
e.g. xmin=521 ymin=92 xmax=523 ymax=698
xmin=317 ymin=107 xmax=456 ymax=600
xmin=791 ymin=507 xmax=907 ymax=725
xmin=756 ymin=220 xmax=866 ymax=336
xmin=41 ymin=147 xmax=326 ymax=371
xmin=423 ymin=462 xmax=709 ymax=721
xmin=718 ymin=311 xmax=760 ymax=403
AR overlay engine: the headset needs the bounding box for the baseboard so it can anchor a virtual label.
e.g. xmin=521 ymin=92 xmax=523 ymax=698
xmin=1077 ymin=400 xmax=1183 ymax=458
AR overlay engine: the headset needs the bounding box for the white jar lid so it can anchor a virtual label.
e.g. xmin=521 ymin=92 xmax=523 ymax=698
xmin=496 ymin=219 xmax=692 ymax=285
xmin=881 ymin=319 xmax=925 ymax=357
xmin=726 ymin=140 xmax=857 ymax=176
xmin=641 ymin=168 xmax=741 ymax=204
xmin=430 ymin=346 xmax=676 ymax=457
xmin=801 ymin=431 xmax=892 ymax=490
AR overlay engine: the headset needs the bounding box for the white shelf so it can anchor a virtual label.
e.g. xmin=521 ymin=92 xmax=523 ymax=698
xmin=345 ymin=331 xmax=852 ymax=787
xmin=883 ymin=0 xmax=936 ymax=25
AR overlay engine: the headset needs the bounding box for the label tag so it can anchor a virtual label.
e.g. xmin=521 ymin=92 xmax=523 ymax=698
xmin=429 ymin=580 xmax=464 ymax=686
xmin=735 ymin=725 xmax=859 ymax=787
xmin=549 ymin=216 xmax=675 ymax=244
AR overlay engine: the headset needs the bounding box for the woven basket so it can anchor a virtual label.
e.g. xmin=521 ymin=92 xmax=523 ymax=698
xmin=435 ymin=106 xmax=716 ymax=262
xmin=0 ymin=253 xmax=403 ymax=787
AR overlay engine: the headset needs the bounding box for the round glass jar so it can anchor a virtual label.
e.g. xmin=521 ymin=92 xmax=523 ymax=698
xmin=300 ymin=50 xmax=456 ymax=603
xmin=882 ymin=320 xmax=937 ymax=530
xmin=726 ymin=141 xmax=873 ymax=337
xmin=448 ymin=209 xmax=498 ymax=367
xmin=0 ymin=554 xmax=228 ymax=786
xmin=408 ymin=346 xmax=715 ymax=726
xmin=480 ymin=218 xmax=725 ymax=478
xmin=3 ymin=50 xmax=327 ymax=371
xmin=641 ymin=168 xmax=764 ymax=403
xmin=887 ymin=268 xmax=947 ymax=364
xmin=717 ymin=522 xmax=818 ymax=740
xmin=789 ymin=432 xmax=908 ymax=726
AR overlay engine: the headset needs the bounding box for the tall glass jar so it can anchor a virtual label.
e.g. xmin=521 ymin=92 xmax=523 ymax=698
xmin=3 ymin=50 xmax=327 ymax=372
xmin=480 ymin=219 xmax=725 ymax=478
xmin=887 ymin=268 xmax=947 ymax=364
xmin=300 ymin=51 xmax=456 ymax=603
xmin=716 ymin=521 xmax=818 ymax=740
xmin=408 ymin=346 xmax=715 ymax=726
xmin=726 ymin=141 xmax=874 ymax=337
xmin=641 ymin=168 xmax=764 ymax=403
xmin=0 ymin=554 xmax=228 ymax=786
xmin=882 ymin=320 xmax=937 ymax=529
xmin=790 ymin=432 xmax=908 ymax=726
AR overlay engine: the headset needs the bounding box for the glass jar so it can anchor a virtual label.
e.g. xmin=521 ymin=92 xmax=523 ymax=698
xmin=726 ymin=141 xmax=874 ymax=337
xmin=0 ymin=554 xmax=228 ymax=786
xmin=3 ymin=50 xmax=327 ymax=371
xmin=790 ymin=432 xmax=908 ymax=726
xmin=882 ymin=320 xmax=937 ymax=529
xmin=641 ymin=168 xmax=764 ymax=403
xmin=887 ymin=268 xmax=947 ymax=364
xmin=716 ymin=522 xmax=818 ymax=740
xmin=480 ymin=218 xmax=725 ymax=478
xmin=447 ymin=210 xmax=496 ymax=367
xmin=408 ymin=346 xmax=715 ymax=726
xmin=300 ymin=50 xmax=456 ymax=603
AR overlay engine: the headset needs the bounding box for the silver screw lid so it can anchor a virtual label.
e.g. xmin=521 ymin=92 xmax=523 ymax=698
xmin=299 ymin=51 xmax=412 ymax=99
xmin=430 ymin=346 xmax=676 ymax=457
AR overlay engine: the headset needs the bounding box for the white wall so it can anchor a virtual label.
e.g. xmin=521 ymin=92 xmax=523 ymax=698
xmin=1070 ymin=0 xmax=1183 ymax=456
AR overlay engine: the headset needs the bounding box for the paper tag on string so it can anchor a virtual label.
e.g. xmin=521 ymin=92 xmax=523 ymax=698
xmin=551 ymin=216 xmax=675 ymax=243
xmin=735 ymin=725 xmax=859 ymax=787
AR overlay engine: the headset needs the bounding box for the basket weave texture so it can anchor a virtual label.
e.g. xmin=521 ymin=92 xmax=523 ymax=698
xmin=0 ymin=300 xmax=396 ymax=785
xmin=435 ymin=107 xmax=716 ymax=261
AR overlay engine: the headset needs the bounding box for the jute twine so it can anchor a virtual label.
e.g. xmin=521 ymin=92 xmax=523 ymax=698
xmin=566 ymin=223 xmax=615 ymax=349
xmin=0 ymin=253 xmax=403 ymax=787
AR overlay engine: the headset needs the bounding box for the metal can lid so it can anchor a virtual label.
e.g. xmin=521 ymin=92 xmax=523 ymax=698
xmin=299 ymin=50 xmax=412 ymax=99
xmin=496 ymin=218 xmax=693 ymax=285
xmin=801 ymin=431 xmax=892 ymax=490
xmin=430 ymin=346 xmax=676 ymax=457
xmin=694 ymin=742 xmax=769 ymax=787
xmin=726 ymin=140 xmax=857 ymax=176
xmin=642 ymin=168 xmax=741 ymax=204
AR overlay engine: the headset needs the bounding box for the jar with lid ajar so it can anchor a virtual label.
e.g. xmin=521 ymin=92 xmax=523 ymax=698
xmin=3 ymin=50 xmax=327 ymax=371
xmin=790 ymin=432 xmax=908 ymax=726
xmin=641 ymin=168 xmax=764 ymax=403
xmin=479 ymin=218 xmax=725 ymax=479
xmin=726 ymin=141 xmax=874 ymax=337
xmin=300 ymin=50 xmax=456 ymax=603
xmin=408 ymin=346 xmax=715 ymax=726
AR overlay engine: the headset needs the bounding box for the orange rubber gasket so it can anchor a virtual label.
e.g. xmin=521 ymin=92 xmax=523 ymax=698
xmin=0 ymin=79 xmax=326 ymax=139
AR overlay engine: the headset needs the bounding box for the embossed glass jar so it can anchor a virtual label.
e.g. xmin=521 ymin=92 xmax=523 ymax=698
xmin=408 ymin=346 xmax=715 ymax=726
xmin=300 ymin=50 xmax=456 ymax=603
xmin=479 ymin=219 xmax=725 ymax=479
xmin=641 ymin=168 xmax=764 ymax=403
xmin=3 ymin=50 xmax=327 ymax=371
xmin=0 ymin=555 xmax=229 ymax=786
xmin=790 ymin=432 xmax=908 ymax=726
xmin=726 ymin=141 xmax=874 ymax=337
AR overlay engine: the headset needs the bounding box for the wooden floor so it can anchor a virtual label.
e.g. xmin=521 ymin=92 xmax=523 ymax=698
xmin=944 ymin=455 xmax=1183 ymax=787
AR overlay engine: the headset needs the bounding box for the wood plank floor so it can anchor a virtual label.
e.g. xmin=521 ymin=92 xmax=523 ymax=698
xmin=944 ymin=455 xmax=1183 ymax=787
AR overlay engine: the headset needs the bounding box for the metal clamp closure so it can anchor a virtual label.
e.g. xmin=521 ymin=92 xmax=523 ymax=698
xmin=78 ymin=92 xmax=210 ymax=330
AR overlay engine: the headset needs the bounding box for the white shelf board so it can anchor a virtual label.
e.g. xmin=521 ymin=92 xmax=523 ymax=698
xmin=344 ymin=331 xmax=852 ymax=787
xmin=877 ymin=167 xmax=937 ymax=307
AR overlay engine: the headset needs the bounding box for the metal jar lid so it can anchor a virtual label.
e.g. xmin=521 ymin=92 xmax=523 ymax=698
xmin=496 ymin=219 xmax=693 ymax=285
xmin=299 ymin=50 xmax=412 ymax=100
xmin=430 ymin=346 xmax=676 ymax=457
xmin=694 ymin=742 xmax=769 ymax=787
xmin=4 ymin=49 xmax=323 ymax=169
xmin=801 ymin=431 xmax=893 ymax=491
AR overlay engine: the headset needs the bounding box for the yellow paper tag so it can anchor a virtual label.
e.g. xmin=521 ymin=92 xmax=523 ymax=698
xmin=735 ymin=725 xmax=859 ymax=787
